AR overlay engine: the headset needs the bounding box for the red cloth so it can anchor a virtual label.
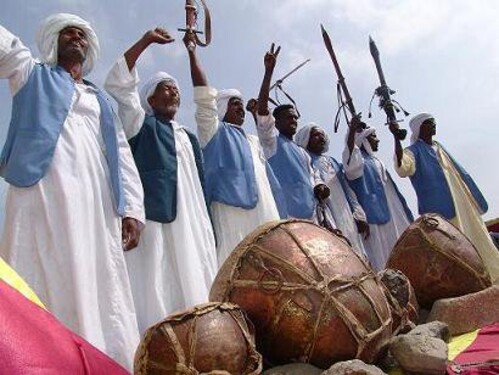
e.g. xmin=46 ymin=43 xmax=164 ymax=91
xmin=447 ymin=323 xmax=499 ymax=374
xmin=0 ymin=279 xmax=130 ymax=374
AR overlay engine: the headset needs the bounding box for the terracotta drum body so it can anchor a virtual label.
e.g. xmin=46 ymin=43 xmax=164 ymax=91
xmin=210 ymin=220 xmax=392 ymax=369
xmin=387 ymin=213 xmax=491 ymax=309
xmin=134 ymin=302 xmax=262 ymax=375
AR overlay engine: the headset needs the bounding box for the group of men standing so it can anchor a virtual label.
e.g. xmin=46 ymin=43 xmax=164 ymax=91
xmin=0 ymin=13 xmax=497 ymax=370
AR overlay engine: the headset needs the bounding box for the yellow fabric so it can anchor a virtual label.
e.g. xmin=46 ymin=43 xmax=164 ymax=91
xmin=447 ymin=329 xmax=480 ymax=361
xmin=0 ymin=256 xmax=45 ymax=308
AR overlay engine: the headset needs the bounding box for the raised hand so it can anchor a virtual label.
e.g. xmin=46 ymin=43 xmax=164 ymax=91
xmin=143 ymin=27 xmax=175 ymax=45
xmin=183 ymin=30 xmax=197 ymax=52
xmin=264 ymin=43 xmax=281 ymax=72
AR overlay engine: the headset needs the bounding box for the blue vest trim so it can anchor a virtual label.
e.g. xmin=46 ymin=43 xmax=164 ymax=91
xmin=407 ymin=140 xmax=487 ymax=219
xmin=348 ymin=150 xmax=413 ymax=224
xmin=0 ymin=63 xmax=125 ymax=215
xmin=129 ymin=116 xmax=205 ymax=223
xmin=269 ymin=135 xmax=315 ymax=219
xmin=202 ymin=122 xmax=258 ymax=209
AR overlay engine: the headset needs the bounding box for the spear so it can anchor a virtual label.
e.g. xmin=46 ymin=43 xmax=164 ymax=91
xmin=369 ymin=36 xmax=408 ymax=140
xmin=320 ymin=24 xmax=363 ymax=132
xmin=269 ymin=58 xmax=311 ymax=91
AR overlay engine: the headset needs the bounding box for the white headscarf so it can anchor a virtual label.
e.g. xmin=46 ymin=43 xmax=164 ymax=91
xmin=36 ymin=13 xmax=100 ymax=77
xmin=216 ymin=89 xmax=243 ymax=120
xmin=295 ymin=122 xmax=330 ymax=153
xmin=354 ymin=126 xmax=376 ymax=156
xmin=409 ymin=112 xmax=434 ymax=144
xmin=139 ymin=72 xmax=180 ymax=116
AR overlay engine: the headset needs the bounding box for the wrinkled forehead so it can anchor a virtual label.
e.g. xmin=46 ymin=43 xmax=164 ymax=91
xmin=59 ymin=25 xmax=86 ymax=36
xmin=228 ymin=96 xmax=243 ymax=105
xmin=310 ymin=126 xmax=326 ymax=136
xmin=156 ymin=79 xmax=179 ymax=90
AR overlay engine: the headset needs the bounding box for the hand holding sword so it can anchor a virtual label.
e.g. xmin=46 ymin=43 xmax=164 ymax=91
xmin=178 ymin=0 xmax=212 ymax=51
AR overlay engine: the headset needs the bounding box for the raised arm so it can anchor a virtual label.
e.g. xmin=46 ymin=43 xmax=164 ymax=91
xmin=105 ymin=28 xmax=174 ymax=139
xmin=257 ymin=43 xmax=280 ymax=116
xmin=0 ymin=24 xmax=35 ymax=94
xmin=389 ymin=121 xmax=404 ymax=167
xmin=184 ymin=31 xmax=208 ymax=87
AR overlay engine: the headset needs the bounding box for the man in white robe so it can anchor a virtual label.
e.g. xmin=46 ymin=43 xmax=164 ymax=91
xmin=390 ymin=114 xmax=499 ymax=283
xmin=183 ymin=32 xmax=280 ymax=266
xmin=343 ymin=122 xmax=413 ymax=271
xmin=295 ymin=123 xmax=369 ymax=259
xmin=0 ymin=14 xmax=144 ymax=369
xmin=105 ymin=28 xmax=218 ymax=334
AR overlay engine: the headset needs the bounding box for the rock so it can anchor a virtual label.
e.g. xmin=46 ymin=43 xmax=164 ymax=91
xmin=389 ymin=334 xmax=448 ymax=375
xmin=263 ymin=363 xmax=322 ymax=375
xmin=407 ymin=321 xmax=450 ymax=342
xmin=321 ymin=359 xmax=387 ymax=375
xmin=427 ymin=285 xmax=499 ymax=335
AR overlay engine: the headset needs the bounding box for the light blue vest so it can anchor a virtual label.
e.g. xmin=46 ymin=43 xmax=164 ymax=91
xmin=0 ymin=63 xmax=124 ymax=215
xmin=311 ymin=154 xmax=355 ymax=212
xmin=407 ymin=140 xmax=487 ymax=219
xmin=348 ymin=150 xmax=413 ymax=225
xmin=202 ymin=122 xmax=258 ymax=209
xmin=269 ymin=134 xmax=315 ymax=219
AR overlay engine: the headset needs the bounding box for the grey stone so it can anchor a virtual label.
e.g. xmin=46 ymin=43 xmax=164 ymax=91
xmin=263 ymin=363 xmax=322 ymax=375
xmin=427 ymin=285 xmax=499 ymax=335
xmin=321 ymin=359 xmax=387 ymax=375
xmin=407 ymin=321 xmax=450 ymax=342
xmin=390 ymin=334 xmax=448 ymax=375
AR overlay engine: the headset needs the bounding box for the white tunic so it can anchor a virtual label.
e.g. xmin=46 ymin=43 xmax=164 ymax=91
xmin=0 ymin=25 xmax=144 ymax=370
xmin=343 ymin=145 xmax=411 ymax=271
xmin=396 ymin=143 xmax=499 ymax=283
xmin=105 ymin=59 xmax=218 ymax=334
xmin=194 ymin=87 xmax=280 ymax=266
xmin=313 ymin=155 xmax=368 ymax=259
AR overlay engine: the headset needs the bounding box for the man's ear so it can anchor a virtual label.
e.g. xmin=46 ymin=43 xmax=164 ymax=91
xmin=147 ymin=95 xmax=155 ymax=109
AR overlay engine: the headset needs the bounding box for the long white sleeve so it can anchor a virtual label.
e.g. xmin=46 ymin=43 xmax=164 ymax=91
xmin=342 ymin=145 xmax=365 ymax=181
xmin=104 ymin=56 xmax=145 ymax=139
xmin=395 ymin=148 xmax=416 ymax=178
xmin=193 ymin=86 xmax=220 ymax=147
xmin=255 ymin=113 xmax=278 ymax=159
xmin=0 ymin=24 xmax=35 ymax=95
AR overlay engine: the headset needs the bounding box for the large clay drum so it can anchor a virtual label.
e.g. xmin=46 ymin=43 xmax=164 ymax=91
xmin=134 ymin=302 xmax=262 ymax=375
xmin=387 ymin=213 xmax=492 ymax=309
xmin=209 ymin=220 xmax=392 ymax=369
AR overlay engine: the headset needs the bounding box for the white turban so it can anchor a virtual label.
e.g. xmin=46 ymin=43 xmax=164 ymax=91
xmin=409 ymin=112 xmax=434 ymax=144
xmin=216 ymin=89 xmax=243 ymax=120
xmin=295 ymin=123 xmax=330 ymax=153
xmin=354 ymin=126 xmax=376 ymax=156
xmin=36 ymin=13 xmax=100 ymax=76
xmin=139 ymin=72 xmax=180 ymax=116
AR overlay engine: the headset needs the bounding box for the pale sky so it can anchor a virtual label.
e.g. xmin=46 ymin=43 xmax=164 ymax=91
xmin=1 ymin=0 xmax=499 ymax=228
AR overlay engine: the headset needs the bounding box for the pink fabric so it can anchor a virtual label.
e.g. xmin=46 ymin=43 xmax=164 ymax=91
xmin=0 ymin=279 xmax=130 ymax=374
xmin=447 ymin=323 xmax=499 ymax=374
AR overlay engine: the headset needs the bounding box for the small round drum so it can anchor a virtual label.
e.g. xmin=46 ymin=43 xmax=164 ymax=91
xmin=210 ymin=220 xmax=392 ymax=369
xmin=134 ymin=302 xmax=262 ymax=375
xmin=387 ymin=213 xmax=491 ymax=309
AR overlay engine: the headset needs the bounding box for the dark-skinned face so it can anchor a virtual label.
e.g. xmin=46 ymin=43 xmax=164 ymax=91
xmin=275 ymin=108 xmax=298 ymax=139
xmin=366 ymin=132 xmax=380 ymax=152
xmin=148 ymin=80 xmax=180 ymax=121
xmin=223 ymin=97 xmax=245 ymax=126
xmin=307 ymin=127 xmax=327 ymax=155
xmin=57 ymin=26 xmax=89 ymax=64
xmin=419 ymin=118 xmax=436 ymax=139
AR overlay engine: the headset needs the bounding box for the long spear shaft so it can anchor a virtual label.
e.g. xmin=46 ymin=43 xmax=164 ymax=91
xmin=369 ymin=36 xmax=407 ymax=140
xmin=320 ymin=24 xmax=359 ymax=119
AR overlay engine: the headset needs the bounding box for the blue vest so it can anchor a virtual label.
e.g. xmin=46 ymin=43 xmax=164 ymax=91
xmin=129 ymin=116 xmax=205 ymax=223
xmin=407 ymin=140 xmax=487 ymax=219
xmin=311 ymin=154 xmax=355 ymax=213
xmin=348 ymin=150 xmax=413 ymax=225
xmin=269 ymin=134 xmax=315 ymax=219
xmin=0 ymin=63 xmax=124 ymax=215
xmin=202 ymin=122 xmax=258 ymax=209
